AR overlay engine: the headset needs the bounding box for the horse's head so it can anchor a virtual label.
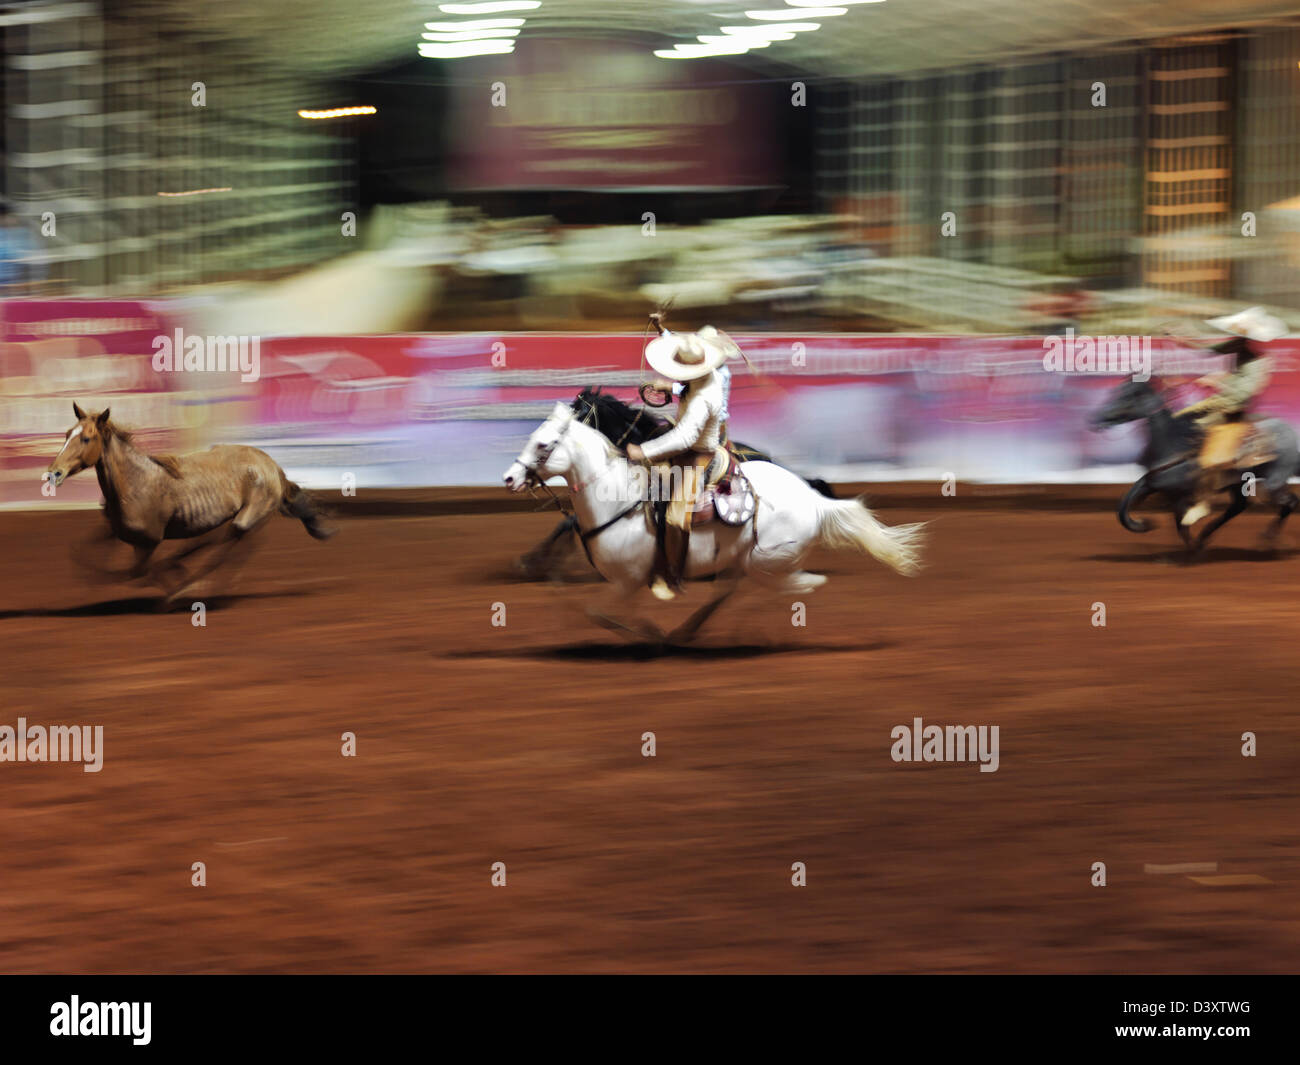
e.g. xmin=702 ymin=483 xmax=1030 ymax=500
xmin=1089 ymin=378 xmax=1163 ymax=429
xmin=503 ymin=401 xmax=579 ymax=492
xmin=47 ymin=403 xmax=110 ymax=487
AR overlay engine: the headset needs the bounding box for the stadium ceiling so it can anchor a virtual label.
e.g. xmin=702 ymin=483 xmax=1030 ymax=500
xmin=143 ymin=0 xmax=1300 ymax=77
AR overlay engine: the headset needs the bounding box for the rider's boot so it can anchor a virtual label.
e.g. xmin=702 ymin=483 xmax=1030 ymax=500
xmin=672 ymin=524 xmax=690 ymax=595
xmin=651 ymin=524 xmax=687 ymax=600
xmin=650 ymin=501 xmax=675 ymax=600
xmin=1182 ymin=427 xmax=1237 ymax=526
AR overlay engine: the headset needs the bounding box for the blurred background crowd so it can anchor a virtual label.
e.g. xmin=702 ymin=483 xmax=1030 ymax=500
xmin=2 ymin=2 xmax=1299 ymax=335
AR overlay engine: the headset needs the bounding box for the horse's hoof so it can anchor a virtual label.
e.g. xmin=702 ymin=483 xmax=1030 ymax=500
xmin=514 ymin=559 xmax=549 ymax=581
xmin=160 ymin=584 xmax=200 ymax=611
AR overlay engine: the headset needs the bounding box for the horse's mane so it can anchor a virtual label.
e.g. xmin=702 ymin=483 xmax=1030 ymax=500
xmin=102 ymin=418 xmax=184 ymax=479
xmin=1167 ymin=411 xmax=1202 ymax=450
xmin=570 ymin=388 xmax=665 ymax=446
xmin=1127 ymin=379 xmax=1202 ymax=457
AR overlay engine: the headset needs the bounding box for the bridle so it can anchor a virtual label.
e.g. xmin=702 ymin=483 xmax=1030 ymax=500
xmin=516 ymin=400 xmax=646 ymax=564
xmin=518 ymin=408 xmax=577 ymax=510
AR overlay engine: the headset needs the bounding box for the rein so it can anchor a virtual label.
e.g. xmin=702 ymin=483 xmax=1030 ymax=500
xmin=520 ymin=401 xmax=647 ymax=562
xmin=575 ymin=499 xmax=645 ymax=566
xmin=613 ymin=407 xmax=645 ymax=448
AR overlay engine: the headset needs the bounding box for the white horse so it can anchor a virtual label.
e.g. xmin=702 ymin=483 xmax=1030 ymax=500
xmin=503 ymin=402 xmax=925 ymax=641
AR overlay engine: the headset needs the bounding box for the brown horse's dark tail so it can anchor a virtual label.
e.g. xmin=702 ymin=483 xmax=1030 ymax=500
xmin=280 ymin=475 xmax=336 ymax=540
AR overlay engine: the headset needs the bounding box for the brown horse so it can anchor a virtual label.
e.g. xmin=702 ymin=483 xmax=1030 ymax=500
xmin=47 ymin=404 xmax=334 ymax=603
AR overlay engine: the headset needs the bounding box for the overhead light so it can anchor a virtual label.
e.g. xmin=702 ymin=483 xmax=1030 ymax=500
xmin=419 ymin=40 xmax=516 ymax=57
xmin=422 ymin=29 xmax=520 ymax=41
xmin=722 ymin=22 xmax=820 ymax=32
xmin=157 ymin=187 xmax=233 ymax=197
xmin=745 ymin=8 xmax=845 ymax=18
xmin=698 ymin=34 xmax=771 ymax=47
xmin=424 ymin=18 xmax=526 ymax=29
xmin=298 ymin=106 xmax=377 ymax=119
xmin=670 ymin=42 xmax=752 ymax=55
xmin=654 ymin=41 xmax=753 ymax=58
xmin=785 ymin=0 xmax=883 ymax=4
xmin=720 ymin=28 xmax=796 ymax=40
xmin=438 ymin=1 xmax=540 ymax=12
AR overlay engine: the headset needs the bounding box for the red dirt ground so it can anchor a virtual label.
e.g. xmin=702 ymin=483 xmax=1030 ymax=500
xmin=1 ymin=498 xmax=1297 ymax=973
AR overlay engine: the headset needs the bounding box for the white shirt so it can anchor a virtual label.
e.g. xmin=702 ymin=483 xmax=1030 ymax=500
xmin=673 ymin=365 xmax=730 ymax=420
xmin=643 ymin=369 xmax=727 ymax=461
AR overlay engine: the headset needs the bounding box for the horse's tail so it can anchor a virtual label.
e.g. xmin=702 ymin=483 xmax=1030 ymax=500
xmin=279 ymin=474 xmax=336 ymax=540
xmin=816 ymin=495 xmax=925 ymax=576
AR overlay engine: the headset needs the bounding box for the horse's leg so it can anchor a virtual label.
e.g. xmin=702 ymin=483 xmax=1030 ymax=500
xmin=128 ymin=542 xmax=158 ymax=579
xmin=1171 ymin=503 xmax=1193 ymax=548
xmin=1264 ymin=488 xmax=1298 ymax=544
xmin=586 ymin=582 xmax=663 ymax=643
xmin=666 ymin=579 xmax=738 ymax=645
xmin=748 ymin=566 xmax=827 ymax=596
xmin=159 ymin=530 xmax=219 ymax=570
xmin=1195 ymin=483 xmax=1250 ymax=552
xmin=163 ymin=499 xmax=275 ymax=605
xmin=515 ymin=516 xmax=578 ymax=579
xmin=163 ymin=532 xmax=255 ymax=605
xmin=1169 ymin=487 xmax=1209 ymax=562
xmin=159 ymin=533 xmax=237 ymax=606
xmin=70 ymin=522 xmax=132 ymax=579
xmin=152 ymin=531 xmax=222 ymax=595
xmin=1118 ymin=474 xmax=1154 ymax=533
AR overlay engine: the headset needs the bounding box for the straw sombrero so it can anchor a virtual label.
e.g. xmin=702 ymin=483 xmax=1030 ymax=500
xmin=645 ymin=325 xmax=740 ymax=382
xmin=1205 ymin=306 xmax=1288 ymax=343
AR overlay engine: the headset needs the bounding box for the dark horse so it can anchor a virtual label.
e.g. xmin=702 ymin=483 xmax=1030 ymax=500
xmin=514 ymin=386 xmax=838 ymax=578
xmin=1089 ymin=378 xmax=1300 ymax=555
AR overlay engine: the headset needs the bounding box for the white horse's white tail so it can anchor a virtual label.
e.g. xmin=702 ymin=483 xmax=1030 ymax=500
xmin=817 ymin=496 xmax=926 ymax=576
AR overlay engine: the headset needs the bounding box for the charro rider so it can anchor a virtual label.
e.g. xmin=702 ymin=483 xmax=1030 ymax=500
xmin=1176 ymin=306 xmax=1286 ymax=526
xmin=626 ymin=322 xmax=740 ymax=600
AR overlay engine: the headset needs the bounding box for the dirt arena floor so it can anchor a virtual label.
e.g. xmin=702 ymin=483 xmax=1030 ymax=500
xmin=2 ymin=495 xmax=1298 ymax=973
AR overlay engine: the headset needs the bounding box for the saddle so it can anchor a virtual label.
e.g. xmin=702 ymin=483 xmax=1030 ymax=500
xmin=1204 ymin=420 xmax=1277 ymax=471
xmin=648 ymin=446 xmax=756 ymax=534
xmin=694 ymin=446 xmax=757 ymax=527
xmin=1236 ymin=423 xmax=1277 ymax=468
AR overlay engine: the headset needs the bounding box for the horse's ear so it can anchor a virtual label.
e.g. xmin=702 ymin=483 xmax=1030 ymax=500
xmin=73 ymin=402 xmax=86 ymax=420
xmin=96 ymin=408 xmax=111 ymax=428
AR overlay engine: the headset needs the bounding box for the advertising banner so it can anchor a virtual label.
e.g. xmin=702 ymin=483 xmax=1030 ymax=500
xmin=7 ymin=306 xmax=1300 ymax=503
